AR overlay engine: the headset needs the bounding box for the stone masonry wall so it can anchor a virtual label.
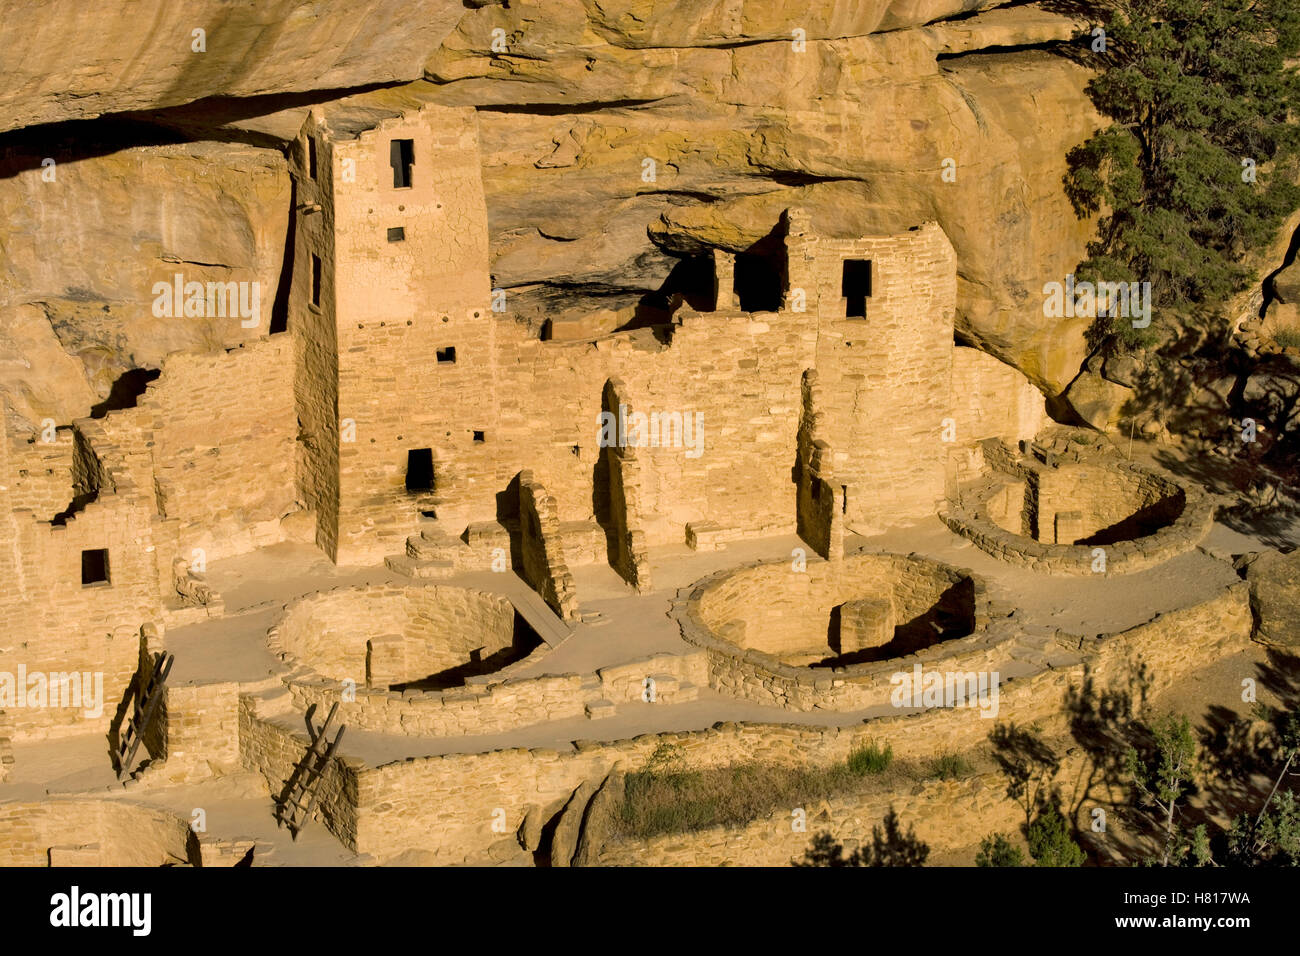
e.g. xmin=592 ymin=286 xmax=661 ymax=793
xmin=518 ymin=470 xmax=580 ymax=621
xmin=794 ymin=216 xmax=956 ymax=533
xmin=0 ymin=799 xmax=196 ymax=867
xmin=273 ymin=583 xmax=517 ymax=685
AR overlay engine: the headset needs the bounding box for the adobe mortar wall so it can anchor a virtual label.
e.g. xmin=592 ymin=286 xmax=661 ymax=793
xmin=237 ymin=694 xmax=361 ymax=850
xmin=292 ymin=105 xmax=959 ymax=566
xmin=0 ymin=798 xmax=195 ymax=866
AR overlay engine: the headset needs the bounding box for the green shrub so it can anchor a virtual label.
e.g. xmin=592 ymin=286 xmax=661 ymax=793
xmin=847 ymin=741 xmax=893 ymax=776
xmin=1027 ymin=803 xmax=1086 ymax=867
xmin=926 ymin=752 xmax=973 ymax=780
xmin=976 ymin=832 xmax=1025 ymax=867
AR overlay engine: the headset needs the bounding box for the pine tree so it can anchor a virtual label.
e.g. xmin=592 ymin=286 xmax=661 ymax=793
xmin=1064 ymin=0 xmax=1300 ymax=352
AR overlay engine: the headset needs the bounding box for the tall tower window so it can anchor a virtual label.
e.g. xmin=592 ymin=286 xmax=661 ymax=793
xmin=391 ymin=139 xmax=415 ymax=188
xmin=842 ymin=259 xmax=872 ymax=318
xmin=310 ymin=254 xmax=322 ymax=307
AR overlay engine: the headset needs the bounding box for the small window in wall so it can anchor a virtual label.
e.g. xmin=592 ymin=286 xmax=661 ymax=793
xmin=436 ymin=346 xmax=456 ymax=364
xmin=405 ymin=449 xmax=434 ymax=493
xmin=81 ymin=548 xmax=110 ymax=587
xmin=472 ymin=430 xmax=485 ymax=443
xmin=842 ymin=259 xmax=872 ymax=318
xmin=310 ymin=254 xmax=322 ymax=307
xmin=307 ymin=137 xmax=317 ymax=179
xmin=387 ymin=226 xmax=405 ymax=242
xmin=391 ymin=138 xmax=415 ymax=189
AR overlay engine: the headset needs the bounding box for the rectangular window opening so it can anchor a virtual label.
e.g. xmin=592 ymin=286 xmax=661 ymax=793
xmin=387 ymin=226 xmax=406 ymax=242
xmin=81 ymin=548 xmax=110 ymax=587
xmin=472 ymin=430 xmax=486 ymax=443
xmin=405 ymin=449 xmax=434 ymax=493
xmin=391 ymin=138 xmax=415 ymax=189
xmin=436 ymin=346 xmax=456 ymax=364
xmin=307 ymin=137 xmax=317 ymax=179
xmin=842 ymin=259 xmax=872 ymax=318
xmin=310 ymin=254 xmax=322 ymax=307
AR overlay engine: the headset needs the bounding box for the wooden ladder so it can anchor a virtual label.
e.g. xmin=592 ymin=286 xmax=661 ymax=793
xmin=274 ymin=702 xmax=347 ymax=840
xmin=115 ymin=651 xmax=174 ymax=781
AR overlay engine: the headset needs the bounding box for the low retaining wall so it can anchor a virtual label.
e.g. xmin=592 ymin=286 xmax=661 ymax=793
xmin=284 ymin=580 xmax=1252 ymax=864
xmin=0 ymin=798 xmax=197 ymax=866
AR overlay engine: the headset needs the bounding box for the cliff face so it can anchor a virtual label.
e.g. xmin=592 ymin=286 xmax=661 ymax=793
xmin=0 ymin=0 xmax=1105 ymax=430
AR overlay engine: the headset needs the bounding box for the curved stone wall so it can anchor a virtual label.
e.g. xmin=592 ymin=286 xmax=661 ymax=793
xmin=944 ymin=459 xmax=1215 ymax=575
xmin=275 ymin=583 xmax=521 ymax=688
xmin=269 ymin=584 xmax=709 ymax=737
xmin=675 ymin=551 xmax=1006 ymax=712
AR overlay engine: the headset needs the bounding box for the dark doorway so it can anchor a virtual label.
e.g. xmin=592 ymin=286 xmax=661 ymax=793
xmin=842 ymin=259 xmax=872 ymax=318
xmin=734 ymin=252 xmax=784 ymax=312
xmin=405 ymin=449 xmax=434 ymax=493
xmin=391 ymin=139 xmax=414 ymax=188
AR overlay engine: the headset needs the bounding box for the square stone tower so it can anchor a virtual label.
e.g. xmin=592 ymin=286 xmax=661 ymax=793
xmin=289 ymin=103 xmax=493 ymax=564
xmin=786 ymin=213 xmax=957 ymax=536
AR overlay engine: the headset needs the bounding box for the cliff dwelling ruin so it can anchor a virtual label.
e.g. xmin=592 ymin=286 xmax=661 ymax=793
xmin=1 ymin=1 xmax=1298 ymax=897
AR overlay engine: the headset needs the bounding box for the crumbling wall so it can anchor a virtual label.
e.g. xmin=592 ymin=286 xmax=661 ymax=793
xmin=794 ymin=369 xmax=843 ymax=560
xmin=145 ymin=339 xmax=297 ymax=562
xmin=0 ymin=423 xmax=159 ymax=739
xmin=518 ymin=471 xmax=580 ymax=621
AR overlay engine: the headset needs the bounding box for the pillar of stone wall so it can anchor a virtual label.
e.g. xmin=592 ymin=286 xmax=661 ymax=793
xmin=795 ymin=370 xmax=842 ymax=560
xmin=518 ymin=471 xmax=581 ymax=621
xmin=601 ymin=378 xmax=653 ymax=593
xmin=711 ymin=248 xmax=737 ymax=311
xmin=783 ymin=207 xmax=817 ymax=314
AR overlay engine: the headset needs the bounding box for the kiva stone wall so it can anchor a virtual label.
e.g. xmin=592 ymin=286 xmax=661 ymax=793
xmin=692 ymin=551 xmax=984 ymax=663
xmin=0 ymin=798 xmax=197 ymax=866
xmin=273 ymin=583 xmax=518 ymax=686
xmin=231 ymin=576 xmax=1249 ymax=865
xmin=944 ymin=457 xmax=1216 ymax=575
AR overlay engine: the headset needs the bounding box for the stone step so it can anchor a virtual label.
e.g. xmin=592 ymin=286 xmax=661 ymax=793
xmin=667 ymin=681 xmax=700 ymax=703
xmin=584 ymin=699 xmax=616 ymax=720
xmin=384 ymin=553 xmax=457 ymax=579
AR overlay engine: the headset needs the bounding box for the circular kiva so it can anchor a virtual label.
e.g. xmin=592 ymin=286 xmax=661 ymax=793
xmin=942 ymin=456 xmax=1215 ymax=575
xmin=268 ymin=584 xmax=585 ymax=737
xmin=675 ymin=552 xmax=1010 ymax=713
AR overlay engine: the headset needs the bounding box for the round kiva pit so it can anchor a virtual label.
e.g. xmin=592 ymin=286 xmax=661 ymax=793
xmin=943 ymin=453 xmax=1215 ymax=575
xmin=274 ymin=584 xmax=540 ymax=692
xmin=689 ymin=552 xmax=986 ymax=668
